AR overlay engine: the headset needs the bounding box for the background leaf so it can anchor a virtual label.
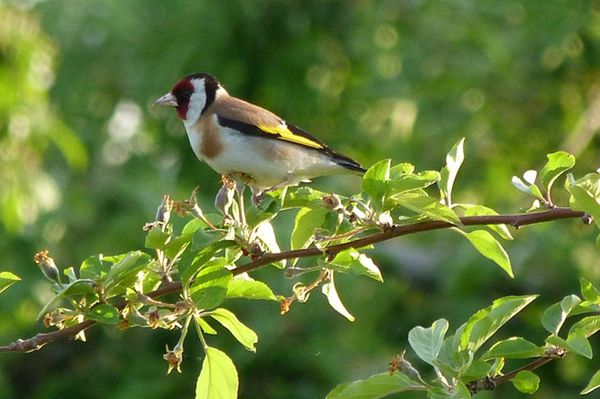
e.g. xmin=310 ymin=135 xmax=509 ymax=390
xmin=195 ymin=347 xmax=238 ymax=399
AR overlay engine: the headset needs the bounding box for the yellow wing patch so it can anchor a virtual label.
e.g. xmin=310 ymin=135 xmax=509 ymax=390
xmin=257 ymin=124 xmax=323 ymax=150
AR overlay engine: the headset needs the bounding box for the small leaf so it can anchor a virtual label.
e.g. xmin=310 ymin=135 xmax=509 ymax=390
xmin=511 ymin=370 xmax=540 ymax=394
xmin=581 ymin=369 xmax=600 ymax=395
xmin=408 ymin=319 xmax=449 ymax=365
xmin=209 ymin=308 xmax=258 ymax=352
xmin=523 ymin=170 xmax=537 ymax=185
xmin=79 ymin=255 xmax=110 ymax=280
xmin=0 ymin=271 xmax=20 ymax=295
xmin=460 ymin=295 xmax=537 ymax=352
xmin=541 ymin=151 xmax=575 ymax=196
xmin=197 ymin=317 xmax=218 ymax=335
xmin=481 ymin=337 xmax=544 ymax=360
xmin=196 ymin=347 xmax=238 ymax=399
xmin=580 ymin=278 xmax=600 ymax=303
xmin=454 ymin=229 xmax=513 ymax=277
xmin=323 ymin=248 xmax=383 ymax=282
xmin=390 ymin=192 xmax=461 ymax=225
xmin=322 ymin=273 xmax=355 ymax=322
xmin=542 ymin=294 xmax=581 ymax=335
xmin=226 ymin=276 xmax=278 ymax=301
xmin=282 ymin=186 xmax=327 ymax=209
xmin=568 ymin=173 xmax=600 ymax=228
xmin=362 ymin=159 xmax=391 ymax=207
xmin=439 ymin=137 xmax=465 ymax=206
xmin=569 ymin=315 xmax=600 ymax=338
xmin=546 ymin=334 xmax=592 ymax=359
xmin=189 ymin=259 xmax=232 ymax=310
xmin=145 ymin=227 xmax=170 ymax=250
xmin=326 ymin=372 xmax=425 ymax=399
xmin=290 ymin=207 xmax=327 ymax=251
xmin=86 ymin=304 xmax=119 ymax=325
xmin=388 ymin=170 xmax=440 ymax=195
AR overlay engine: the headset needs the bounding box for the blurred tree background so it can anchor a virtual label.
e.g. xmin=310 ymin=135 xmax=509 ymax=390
xmin=0 ymin=1 xmax=599 ymax=398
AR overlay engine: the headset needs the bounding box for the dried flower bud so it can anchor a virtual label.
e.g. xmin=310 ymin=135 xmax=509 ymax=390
xmin=163 ymin=344 xmax=183 ymax=374
xmin=147 ymin=309 xmax=160 ymax=329
xmin=156 ymin=194 xmax=174 ymax=224
xmin=33 ymin=250 xmax=60 ymax=283
xmin=215 ymin=184 xmax=235 ymax=215
xmin=322 ymin=194 xmax=343 ymax=212
xmin=280 ymin=298 xmax=292 ymax=315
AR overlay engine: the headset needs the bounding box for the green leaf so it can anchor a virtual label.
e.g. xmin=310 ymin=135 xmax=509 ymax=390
xmin=454 ymin=229 xmax=513 ymax=277
xmin=460 ymin=295 xmax=537 ymax=352
xmin=225 ymin=277 xmax=278 ymax=301
xmin=105 ymin=252 xmax=153 ymax=297
xmin=326 ymin=372 xmax=425 ymax=399
xmin=79 ymin=255 xmax=110 ymax=280
xmin=86 ymin=304 xmax=119 ymax=325
xmin=209 ymin=308 xmax=258 ymax=352
xmin=197 ymin=317 xmax=218 ymax=335
xmin=291 ymin=208 xmax=327 ymax=251
xmin=189 ymin=259 xmax=232 ymax=310
xmin=145 ymin=227 xmax=170 ymax=250
xmin=580 ymin=278 xmax=600 ymax=303
xmin=581 ymin=369 xmax=600 ymax=395
xmin=282 ymin=186 xmax=327 ymax=209
xmin=462 ymin=205 xmax=513 ymax=240
xmin=196 ymin=347 xmax=238 ymax=399
xmin=245 ymin=192 xmax=283 ymax=227
xmin=568 ymin=173 xmax=600 ymax=228
xmin=546 ymin=334 xmax=588 ymax=358
xmin=461 ymin=359 xmax=491 ymax=381
xmin=408 ymin=319 xmax=449 ymax=365
xmin=481 ymin=337 xmax=544 ymax=360
xmin=540 ymin=151 xmax=575 ymax=196
xmin=569 ymin=315 xmax=600 ymax=338
xmin=439 ymin=137 xmax=465 ymax=205
xmin=390 ymin=192 xmax=461 ymax=225
xmin=362 ymin=159 xmax=391 ymax=207
xmin=179 ymin=241 xmax=238 ymax=285
xmin=0 ymin=271 xmax=20 ymax=295
xmin=387 ymin=170 xmax=440 ymax=195
xmin=164 ymin=234 xmax=192 ymax=260
xmin=542 ymin=294 xmax=581 ymax=335
xmin=182 ymin=218 xmax=210 ymax=235
xmin=511 ymin=370 xmax=540 ymax=394
xmin=323 ymin=248 xmax=383 ymax=282
xmin=322 ymin=273 xmax=355 ymax=322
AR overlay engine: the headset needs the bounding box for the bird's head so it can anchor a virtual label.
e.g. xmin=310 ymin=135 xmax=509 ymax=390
xmin=153 ymin=73 xmax=221 ymax=125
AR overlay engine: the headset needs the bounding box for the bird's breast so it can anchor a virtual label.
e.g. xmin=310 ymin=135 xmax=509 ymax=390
xmin=186 ymin=115 xmax=224 ymax=161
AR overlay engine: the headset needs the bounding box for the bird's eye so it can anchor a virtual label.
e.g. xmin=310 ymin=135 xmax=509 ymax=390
xmin=172 ymin=87 xmax=193 ymax=105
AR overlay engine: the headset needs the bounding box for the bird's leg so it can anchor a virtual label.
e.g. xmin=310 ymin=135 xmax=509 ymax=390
xmin=251 ymin=188 xmax=265 ymax=207
xmin=235 ymin=180 xmax=247 ymax=226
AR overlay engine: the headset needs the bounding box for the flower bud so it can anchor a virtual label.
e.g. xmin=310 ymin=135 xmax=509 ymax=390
xmin=214 ymin=184 xmax=235 ymax=215
xmin=33 ymin=250 xmax=60 ymax=283
xmin=163 ymin=344 xmax=183 ymax=374
xmin=156 ymin=194 xmax=173 ymax=224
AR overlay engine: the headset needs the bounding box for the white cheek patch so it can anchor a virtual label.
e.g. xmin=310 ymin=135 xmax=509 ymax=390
xmin=184 ymin=78 xmax=207 ymax=127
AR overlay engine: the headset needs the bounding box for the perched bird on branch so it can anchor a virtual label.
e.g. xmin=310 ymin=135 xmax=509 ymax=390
xmin=153 ymin=73 xmax=364 ymax=201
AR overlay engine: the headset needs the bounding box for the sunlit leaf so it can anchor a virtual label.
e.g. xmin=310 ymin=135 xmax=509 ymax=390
xmin=542 ymin=294 xmax=581 ymax=335
xmin=408 ymin=319 xmax=449 ymax=365
xmin=481 ymin=337 xmax=544 ymax=360
xmin=462 ymin=204 xmax=513 ymax=240
xmin=390 ymin=192 xmax=461 ymax=225
xmin=86 ymin=304 xmax=119 ymax=325
xmin=226 ymin=276 xmax=278 ymax=301
xmin=145 ymin=227 xmax=170 ymax=250
xmin=362 ymin=159 xmax=391 ymax=208
xmin=454 ymin=229 xmax=512 ymax=277
xmin=568 ymin=173 xmax=600 ymax=228
xmin=322 ymin=273 xmax=355 ymax=322
xmin=511 ymin=370 xmax=540 ymax=394
xmin=209 ymin=308 xmax=258 ymax=352
xmin=581 ymin=369 xmax=600 ymax=395
xmin=580 ymin=278 xmax=600 ymax=303
xmin=195 ymin=347 xmax=238 ymax=399
xmin=0 ymin=271 xmax=20 ymax=295
xmin=189 ymin=259 xmax=232 ymax=310
xmin=540 ymin=151 xmax=575 ymax=197
xmin=439 ymin=137 xmax=465 ymax=205
xmin=326 ymin=372 xmax=425 ymax=399
xmin=291 ymin=207 xmax=327 ymax=251
xmin=460 ymin=295 xmax=537 ymax=352
xmin=323 ymin=248 xmax=383 ymax=282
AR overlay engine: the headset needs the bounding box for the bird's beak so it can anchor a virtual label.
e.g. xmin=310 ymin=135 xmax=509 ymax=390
xmin=153 ymin=92 xmax=178 ymax=107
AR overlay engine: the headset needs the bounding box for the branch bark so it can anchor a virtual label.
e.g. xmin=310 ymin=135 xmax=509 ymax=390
xmin=0 ymin=207 xmax=587 ymax=353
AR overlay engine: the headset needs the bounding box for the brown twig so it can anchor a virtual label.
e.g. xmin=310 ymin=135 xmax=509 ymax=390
xmin=0 ymin=207 xmax=587 ymax=353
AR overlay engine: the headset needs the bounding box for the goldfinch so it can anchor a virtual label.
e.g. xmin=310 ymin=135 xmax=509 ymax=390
xmin=153 ymin=73 xmax=365 ymax=196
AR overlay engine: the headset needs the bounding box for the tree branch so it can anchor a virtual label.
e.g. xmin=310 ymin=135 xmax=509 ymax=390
xmin=0 ymin=207 xmax=586 ymax=353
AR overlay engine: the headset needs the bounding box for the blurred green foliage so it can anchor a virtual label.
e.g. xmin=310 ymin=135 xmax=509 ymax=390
xmin=0 ymin=1 xmax=599 ymax=398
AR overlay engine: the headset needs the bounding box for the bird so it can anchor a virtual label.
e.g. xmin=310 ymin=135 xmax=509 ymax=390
xmin=153 ymin=73 xmax=365 ymax=200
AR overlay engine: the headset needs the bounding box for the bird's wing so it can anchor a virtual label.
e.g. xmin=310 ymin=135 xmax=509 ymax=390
xmin=214 ymin=96 xmax=325 ymax=150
